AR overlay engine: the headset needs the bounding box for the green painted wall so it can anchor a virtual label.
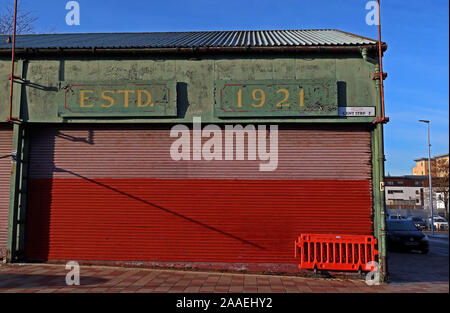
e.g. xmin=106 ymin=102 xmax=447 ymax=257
xmin=0 ymin=54 xmax=379 ymax=123
xmin=1 ymin=52 xmax=387 ymax=279
xmin=0 ymin=60 xmax=10 ymax=121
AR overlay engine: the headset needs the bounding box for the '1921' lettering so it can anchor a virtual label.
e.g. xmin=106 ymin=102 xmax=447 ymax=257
xmin=79 ymin=89 xmax=154 ymax=108
xmin=236 ymin=87 xmax=304 ymax=108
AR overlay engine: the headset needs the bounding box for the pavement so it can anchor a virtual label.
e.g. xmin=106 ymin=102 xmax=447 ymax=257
xmin=0 ymin=239 xmax=447 ymax=293
xmin=0 ymin=262 xmax=446 ymax=293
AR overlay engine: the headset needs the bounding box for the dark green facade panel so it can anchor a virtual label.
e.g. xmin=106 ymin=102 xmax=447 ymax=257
xmin=215 ymin=79 xmax=338 ymax=117
xmin=0 ymin=56 xmax=378 ymax=124
xmin=58 ymin=80 xmax=177 ymax=117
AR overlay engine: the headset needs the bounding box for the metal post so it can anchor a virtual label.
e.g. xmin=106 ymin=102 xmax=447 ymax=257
xmin=419 ymin=120 xmax=434 ymax=236
xmin=426 ymin=123 xmax=434 ymax=236
xmin=7 ymin=0 xmax=19 ymax=122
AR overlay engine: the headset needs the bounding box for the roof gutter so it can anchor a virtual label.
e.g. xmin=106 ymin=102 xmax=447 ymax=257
xmin=0 ymin=44 xmax=386 ymax=57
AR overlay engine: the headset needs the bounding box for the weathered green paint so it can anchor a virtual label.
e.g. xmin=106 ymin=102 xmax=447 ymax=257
xmin=59 ymin=80 xmax=177 ymax=117
xmin=0 ymin=55 xmax=378 ymax=124
xmin=6 ymin=123 xmax=20 ymax=261
xmin=16 ymin=124 xmax=29 ymax=258
xmin=369 ymin=61 xmax=387 ymax=282
xmin=6 ymin=60 xmax=24 ymax=262
xmin=215 ymin=79 xmax=338 ymax=117
xmin=375 ymin=123 xmax=387 ymax=282
xmin=1 ymin=51 xmax=387 ymax=273
xmin=372 ymin=123 xmax=387 ymax=282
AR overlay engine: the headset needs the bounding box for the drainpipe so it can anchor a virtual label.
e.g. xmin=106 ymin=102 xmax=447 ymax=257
xmin=375 ymin=0 xmax=388 ymax=282
xmin=361 ymin=0 xmax=389 ymax=282
xmin=373 ymin=0 xmax=389 ymax=125
xmin=362 ymin=54 xmax=388 ymax=281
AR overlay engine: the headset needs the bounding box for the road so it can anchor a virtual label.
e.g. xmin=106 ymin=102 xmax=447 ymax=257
xmin=428 ymin=237 xmax=449 ymax=256
xmin=387 ymin=236 xmax=448 ymax=284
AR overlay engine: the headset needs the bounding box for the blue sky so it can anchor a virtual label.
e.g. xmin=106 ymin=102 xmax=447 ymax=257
xmin=5 ymin=0 xmax=449 ymax=175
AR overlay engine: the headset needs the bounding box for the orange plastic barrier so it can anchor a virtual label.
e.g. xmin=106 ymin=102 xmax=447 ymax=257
xmin=294 ymin=234 xmax=378 ymax=272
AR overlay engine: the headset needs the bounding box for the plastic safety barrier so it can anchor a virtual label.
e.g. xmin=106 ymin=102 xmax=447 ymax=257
xmin=294 ymin=234 xmax=378 ymax=272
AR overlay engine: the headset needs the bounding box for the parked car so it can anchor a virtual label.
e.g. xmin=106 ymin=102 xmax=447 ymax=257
xmin=387 ymin=214 xmax=407 ymax=220
xmin=386 ymin=220 xmax=429 ymax=254
xmin=428 ymin=217 xmax=449 ymax=231
xmin=407 ymin=216 xmax=427 ymax=230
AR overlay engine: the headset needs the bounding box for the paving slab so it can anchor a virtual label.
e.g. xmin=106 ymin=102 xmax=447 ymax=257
xmin=0 ymin=263 xmax=447 ymax=293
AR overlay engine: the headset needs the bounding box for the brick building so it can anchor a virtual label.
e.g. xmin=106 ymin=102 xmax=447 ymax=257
xmin=412 ymin=153 xmax=449 ymax=177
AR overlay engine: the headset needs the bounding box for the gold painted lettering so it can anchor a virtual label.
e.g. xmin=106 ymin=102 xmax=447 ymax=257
xmin=251 ymin=89 xmax=265 ymax=107
xmin=299 ymin=88 xmax=304 ymax=107
xmin=237 ymin=89 xmax=243 ymax=108
xmin=117 ymin=90 xmax=135 ymax=108
xmin=276 ymin=88 xmax=290 ymax=107
xmin=137 ymin=90 xmax=153 ymax=107
xmin=80 ymin=90 xmax=94 ymax=108
xmin=101 ymin=90 xmax=115 ymax=108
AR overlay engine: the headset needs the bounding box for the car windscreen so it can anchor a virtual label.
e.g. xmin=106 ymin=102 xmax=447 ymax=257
xmin=387 ymin=221 xmax=420 ymax=231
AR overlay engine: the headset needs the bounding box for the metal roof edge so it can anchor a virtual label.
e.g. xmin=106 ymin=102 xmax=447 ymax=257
xmin=0 ymin=29 xmax=382 ymax=52
xmin=0 ymin=28 xmax=356 ymax=37
xmin=0 ymin=45 xmax=381 ymax=58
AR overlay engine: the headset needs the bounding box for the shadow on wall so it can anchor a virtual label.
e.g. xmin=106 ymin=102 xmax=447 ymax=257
xmin=24 ymin=129 xmax=94 ymax=261
xmin=53 ymin=167 xmax=266 ymax=251
xmin=24 ymin=126 xmax=264 ymax=262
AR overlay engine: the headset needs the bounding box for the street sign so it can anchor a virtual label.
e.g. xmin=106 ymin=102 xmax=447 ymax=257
xmin=338 ymin=107 xmax=376 ymax=117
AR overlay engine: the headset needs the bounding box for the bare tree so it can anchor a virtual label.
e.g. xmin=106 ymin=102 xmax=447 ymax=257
xmin=435 ymin=158 xmax=449 ymax=220
xmin=0 ymin=1 xmax=37 ymax=35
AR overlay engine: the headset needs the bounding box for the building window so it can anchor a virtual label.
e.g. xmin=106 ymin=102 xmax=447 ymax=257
xmin=397 ymin=181 xmax=404 ymax=185
xmin=416 ymin=199 xmax=420 ymax=204
xmin=388 ymin=190 xmax=404 ymax=194
xmin=415 ymin=190 xmax=419 ymax=195
xmin=387 ymin=181 xmax=393 ymax=185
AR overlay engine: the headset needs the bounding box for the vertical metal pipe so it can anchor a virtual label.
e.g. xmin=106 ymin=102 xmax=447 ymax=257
xmin=8 ymin=0 xmax=19 ymax=122
xmin=376 ymin=0 xmax=386 ymax=119
xmin=427 ymin=123 xmax=434 ymax=236
xmin=420 ymin=120 xmax=434 ymax=235
xmin=374 ymin=0 xmax=388 ymax=280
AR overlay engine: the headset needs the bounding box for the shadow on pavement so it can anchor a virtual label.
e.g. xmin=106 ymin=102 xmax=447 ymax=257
xmin=0 ymin=273 xmax=108 ymax=289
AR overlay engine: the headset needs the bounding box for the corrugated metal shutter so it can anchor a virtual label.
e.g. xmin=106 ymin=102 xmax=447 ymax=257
xmin=25 ymin=124 xmax=372 ymax=265
xmin=0 ymin=126 xmax=12 ymax=258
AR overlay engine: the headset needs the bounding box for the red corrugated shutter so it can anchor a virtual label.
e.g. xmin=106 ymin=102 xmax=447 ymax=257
xmin=0 ymin=126 xmax=12 ymax=258
xmin=25 ymin=124 xmax=373 ymax=267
